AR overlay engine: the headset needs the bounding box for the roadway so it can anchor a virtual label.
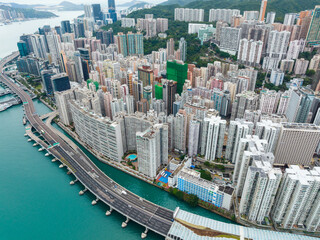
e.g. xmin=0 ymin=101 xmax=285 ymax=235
xmin=0 ymin=52 xmax=173 ymax=237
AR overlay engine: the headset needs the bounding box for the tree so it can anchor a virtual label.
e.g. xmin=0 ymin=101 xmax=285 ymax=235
xmin=306 ymin=69 xmax=315 ymax=77
xmin=200 ymin=170 xmax=212 ymax=181
xmin=204 ymin=161 xmax=211 ymax=167
xmin=185 ymin=194 xmax=199 ymax=207
xmin=303 ymin=77 xmax=313 ymax=86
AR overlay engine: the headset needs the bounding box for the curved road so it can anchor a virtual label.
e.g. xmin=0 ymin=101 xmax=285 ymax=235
xmin=0 ymin=52 xmax=173 ymax=238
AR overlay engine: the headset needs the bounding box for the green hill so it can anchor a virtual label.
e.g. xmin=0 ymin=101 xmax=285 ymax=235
xmin=0 ymin=5 xmax=57 ymax=19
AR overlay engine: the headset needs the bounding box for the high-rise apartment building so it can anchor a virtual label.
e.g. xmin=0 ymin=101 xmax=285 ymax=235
xmin=173 ymin=110 xmax=187 ymax=153
xmin=54 ymin=89 xmax=75 ymax=125
xmin=286 ymin=39 xmax=305 ymax=60
xmin=225 ymin=120 xmax=254 ymax=162
xmin=266 ymin=12 xmax=276 ymax=24
xmin=174 ymin=8 xmax=204 ymax=22
xmin=231 ymin=91 xmax=259 ymax=120
xmin=255 ymin=120 xmax=281 ymax=153
xmin=232 ymin=135 xmax=272 ymax=197
xmin=70 ymin=100 xmax=124 ymax=162
xmin=274 ymin=123 xmax=320 ymax=165
xmin=92 ymin=4 xmax=102 ymax=22
xmin=259 ymin=0 xmax=268 ymax=22
xmin=237 ymin=39 xmax=263 ymax=67
xmin=179 ymin=37 xmax=187 ymax=62
xmin=283 ymin=13 xmax=296 ymax=25
xmin=136 ymin=124 xmax=168 ymax=178
xmin=84 ymin=5 xmax=92 ymax=18
xmin=277 ymin=91 xmax=291 ymax=115
xmin=294 ymin=58 xmax=309 ymax=75
xmin=200 ymin=116 xmax=226 ymax=161
xmin=270 ymin=69 xmax=284 ymax=86
xmin=188 ymin=120 xmax=201 ymax=157
xmin=272 ymin=166 xmax=320 ymax=230
xmin=209 ymin=9 xmax=240 ymax=24
xmin=286 ymin=87 xmax=314 ymax=123
xmin=219 ymin=27 xmax=241 ymax=55
xmin=240 ymin=160 xmax=282 ymax=223
xmin=266 ymin=31 xmax=291 ymax=60
xmin=259 ymin=89 xmax=280 ymax=115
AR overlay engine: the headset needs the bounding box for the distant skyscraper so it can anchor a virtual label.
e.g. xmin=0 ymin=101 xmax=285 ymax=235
xmin=17 ymin=41 xmax=28 ymax=57
xmin=179 ymin=37 xmax=187 ymax=62
xmin=108 ymin=0 xmax=116 ymax=10
xmin=92 ymin=4 xmax=102 ymax=22
xmin=163 ymin=80 xmax=177 ymax=115
xmin=284 ymin=13 xmax=296 ymax=25
xmin=61 ymin=20 xmax=71 ymax=34
xmin=286 ymin=87 xmax=315 ymax=123
xmin=266 ymin=12 xmax=276 ymax=24
xmin=259 ymin=0 xmax=268 ymax=22
xmin=51 ymin=73 xmax=71 ymax=92
xmin=166 ymin=38 xmax=175 ymax=58
xmin=306 ymin=5 xmax=320 ymax=46
xmin=84 ymin=5 xmax=92 ymax=18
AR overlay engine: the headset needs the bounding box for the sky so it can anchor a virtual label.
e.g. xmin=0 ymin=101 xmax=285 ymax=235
xmin=0 ymin=0 xmax=166 ymax=6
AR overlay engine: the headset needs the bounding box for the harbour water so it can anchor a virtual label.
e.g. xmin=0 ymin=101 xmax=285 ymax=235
xmin=0 ymin=11 xmax=233 ymax=240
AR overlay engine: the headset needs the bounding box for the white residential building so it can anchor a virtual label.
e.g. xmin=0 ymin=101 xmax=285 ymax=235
xmin=209 ymin=9 xmax=240 ymax=24
xmin=188 ymin=120 xmax=200 ymax=157
xmin=136 ymin=124 xmax=168 ymax=178
xmin=55 ymin=89 xmax=75 ymax=125
xmin=225 ymin=120 xmax=254 ymax=163
xmin=238 ymin=39 xmax=263 ymax=67
xmin=266 ymin=31 xmax=291 ymax=60
xmin=219 ymin=27 xmax=241 ymax=55
xmin=121 ymin=18 xmax=135 ymax=28
xmin=272 ymin=166 xmax=320 ymax=230
xmin=240 ymin=160 xmax=282 ymax=223
xmin=255 ymin=120 xmax=281 ymax=153
xmin=286 ymin=39 xmax=305 ymax=60
xmin=259 ymin=89 xmax=280 ymax=115
xmin=270 ymin=69 xmax=284 ymax=86
xmin=232 ymin=135 xmax=273 ymax=197
xmin=70 ymin=100 xmax=124 ymax=162
xmin=201 ymin=116 xmax=226 ymax=161
xmin=294 ymin=58 xmax=309 ymax=75
xmin=174 ymin=8 xmax=204 ymax=22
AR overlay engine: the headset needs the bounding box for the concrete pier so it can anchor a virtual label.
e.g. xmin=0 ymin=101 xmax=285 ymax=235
xmin=141 ymin=228 xmax=149 ymax=239
xmin=122 ymin=217 xmax=130 ymax=228
xmin=79 ymin=189 xmax=87 ymax=195
xmin=106 ymin=208 xmax=113 ymax=216
xmin=92 ymin=198 xmax=99 ymax=205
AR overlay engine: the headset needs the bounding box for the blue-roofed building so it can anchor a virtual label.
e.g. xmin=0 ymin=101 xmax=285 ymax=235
xmin=177 ymin=168 xmax=233 ymax=210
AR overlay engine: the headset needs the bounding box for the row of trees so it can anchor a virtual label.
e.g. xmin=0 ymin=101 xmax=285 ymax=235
xmin=169 ymin=187 xmax=199 ymax=207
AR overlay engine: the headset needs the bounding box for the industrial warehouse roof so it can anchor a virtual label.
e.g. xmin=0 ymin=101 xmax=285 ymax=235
xmin=167 ymin=209 xmax=318 ymax=240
